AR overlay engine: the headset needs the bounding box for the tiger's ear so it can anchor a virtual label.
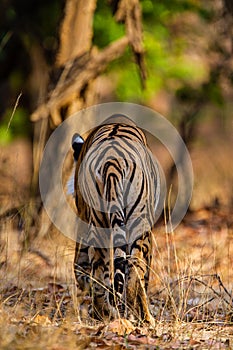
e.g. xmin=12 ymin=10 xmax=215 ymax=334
xmin=72 ymin=133 xmax=84 ymax=161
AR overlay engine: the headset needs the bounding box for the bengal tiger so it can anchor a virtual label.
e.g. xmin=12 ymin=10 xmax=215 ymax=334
xmin=70 ymin=114 xmax=160 ymax=326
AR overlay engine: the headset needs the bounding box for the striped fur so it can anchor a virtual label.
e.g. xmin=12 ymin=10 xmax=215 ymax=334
xmin=73 ymin=118 xmax=159 ymax=325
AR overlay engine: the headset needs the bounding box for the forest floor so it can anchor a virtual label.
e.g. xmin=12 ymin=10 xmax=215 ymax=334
xmin=0 ymin=131 xmax=233 ymax=349
xmin=0 ymin=207 xmax=232 ymax=349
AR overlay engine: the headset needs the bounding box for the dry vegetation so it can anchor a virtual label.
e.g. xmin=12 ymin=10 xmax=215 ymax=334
xmin=0 ymin=0 xmax=233 ymax=348
xmin=0 ymin=210 xmax=232 ymax=349
xmin=0 ymin=131 xmax=233 ymax=349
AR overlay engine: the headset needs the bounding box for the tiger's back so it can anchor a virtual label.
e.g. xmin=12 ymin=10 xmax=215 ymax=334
xmin=73 ymin=118 xmax=159 ymax=325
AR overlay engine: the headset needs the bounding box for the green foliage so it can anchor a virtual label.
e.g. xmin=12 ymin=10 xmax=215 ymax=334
xmin=93 ymin=3 xmax=124 ymax=47
xmin=0 ymin=0 xmax=231 ymax=142
xmin=0 ymin=0 xmax=62 ymax=143
xmin=0 ymin=107 xmax=29 ymax=145
xmin=92 ymin=0 xmax=213 ymax=103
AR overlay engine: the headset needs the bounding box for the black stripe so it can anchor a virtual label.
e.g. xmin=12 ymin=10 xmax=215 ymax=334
xmin=126 ymin=172 xmax=145 ymax=221
xmin=91 ymin=208 xmax=109 ymax=228
xmin=109 ymin=124 xmax=119 ymax=136
xmin=103 ymin=163 xmax=123 ymax=182
xmin=111 ymin=216 xmax=124 ymax=227
xmin=118 ymin=126 xmax=145 ymax=142
xmin=123 ymin=161 xmax=136 ymax=207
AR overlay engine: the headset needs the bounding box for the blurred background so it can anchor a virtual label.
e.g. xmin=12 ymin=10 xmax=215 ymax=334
xmin=0 ymin=0 xmax=232 ymax=229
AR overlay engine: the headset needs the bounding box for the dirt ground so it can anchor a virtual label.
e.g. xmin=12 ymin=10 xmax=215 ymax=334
xmin=0 ymin=122 xmax=232 ymax=349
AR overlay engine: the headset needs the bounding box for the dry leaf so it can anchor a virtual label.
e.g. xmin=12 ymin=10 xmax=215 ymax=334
xmin=127 ymin=334 xmax=158 ymax=346
xmin=32 ymin=314 xmax=51 ymax=326
xmin=106 ymin=318 xmax=135 ymax=336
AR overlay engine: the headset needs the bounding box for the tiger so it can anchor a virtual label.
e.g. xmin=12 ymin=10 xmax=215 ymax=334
xmin=70 ymin=114 xmax=160 ymax=326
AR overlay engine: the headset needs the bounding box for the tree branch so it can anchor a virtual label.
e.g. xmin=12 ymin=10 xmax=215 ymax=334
xmin=31 ymin=36 xmax=129 ymax=124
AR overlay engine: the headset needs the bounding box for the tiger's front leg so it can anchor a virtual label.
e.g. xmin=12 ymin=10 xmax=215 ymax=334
xmin=87 ymin=247 xmax=111 ymax=319
xmin=74 ymin=243 xmax=92 ymax=319
xmin=127 ymin=231 xmax=155 ymax=326
xmin=74 ymin=243 xmax=91 ymax=295
xmin=74 ymin=244 xmax=110 ymax=320
xmin=89 ymin=246 xmax=128 ymax=320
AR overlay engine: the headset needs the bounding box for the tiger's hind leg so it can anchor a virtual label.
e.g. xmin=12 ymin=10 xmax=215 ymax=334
xmin=74 ymin=243 xmax=92 ymax=318
xmin=126 ymin=231 xmax=155 ymax=326
xmin=108 ymin=245 xmax=128 ymax=318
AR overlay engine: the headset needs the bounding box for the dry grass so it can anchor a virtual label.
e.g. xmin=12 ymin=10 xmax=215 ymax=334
xmin=0 ymin=125 xmax=232 ymax=348
xmin=0 ymin=205 xmax=232 ymax=349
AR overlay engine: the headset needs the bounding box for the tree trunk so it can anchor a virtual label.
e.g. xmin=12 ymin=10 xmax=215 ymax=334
xmin=56 ymin=0 xmax=97 ymax=66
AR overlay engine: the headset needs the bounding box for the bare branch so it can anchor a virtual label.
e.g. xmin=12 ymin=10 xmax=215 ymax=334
xmin=115 ymin=0 xmax=146 ymax=86
xmin=31 ymin=36 xmax=129 ymax=124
